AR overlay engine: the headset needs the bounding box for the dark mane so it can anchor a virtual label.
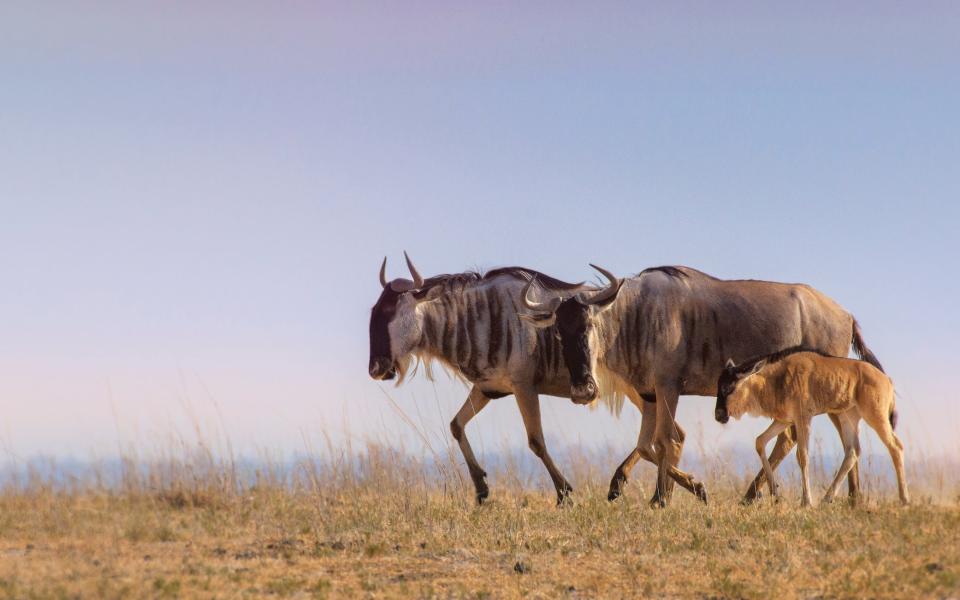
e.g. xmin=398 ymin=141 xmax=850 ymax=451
xmin=412 ymin=267 xmax=582 ymax=298
xmin=418 ymin=272 xmax=481 ymax=290
xmin=638 ymin=266 xmax=690 ymax=279
xmin=483 ymin=266 xmax=583 ymax=291
xmin=729 ymin=345 xmax=838 ymax=375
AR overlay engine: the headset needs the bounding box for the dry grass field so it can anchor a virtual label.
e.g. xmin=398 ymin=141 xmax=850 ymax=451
xmin=0 ymin=441 xmax=958 ymax=600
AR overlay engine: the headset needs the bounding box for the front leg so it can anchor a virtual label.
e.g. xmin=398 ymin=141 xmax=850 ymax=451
xmin=515 ymin=385 xmax=573 ymax=506
xmin=795 ymin=418 xmax=813 ymax=507
xmin=742 ymin=427 xmax=796 ymax=504
xmin=650 ymin=379 xmax=686 ymax=508
xmin=450 ymin=387 xmax=492 ymax=504
xmin=827 ymin=413 xmax=861 ymax=503
xmin=824 ymin=413 xmax=860 ymax=503
xmin=756 ymin=420 xmax=790 ymax=500
xmin=609 ymin=394 xmax=707 ymax=503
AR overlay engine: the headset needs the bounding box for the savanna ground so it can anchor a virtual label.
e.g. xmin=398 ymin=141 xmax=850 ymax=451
xmin=1 ymin=439 xmax=958 ymax=600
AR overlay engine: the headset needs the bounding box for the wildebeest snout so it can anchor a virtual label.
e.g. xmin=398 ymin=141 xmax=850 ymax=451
xmin=368 ymin=357 xmax=396 ymax=380
xmin=571 ymin=377 xmax=598 ymax=404
xmin=715 ymin=407 xmax=729 ymax=424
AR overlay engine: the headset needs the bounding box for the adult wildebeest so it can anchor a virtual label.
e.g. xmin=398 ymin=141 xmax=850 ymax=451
xmin=368 ymin=253 xmax=591 ymax=505
xmin=715 ymin=347 xmax=908 ymax=506
xmin=521 ymin=265 xmax=884 ymax=507
xmin=369 ymin=254 xmax=705 ymax=505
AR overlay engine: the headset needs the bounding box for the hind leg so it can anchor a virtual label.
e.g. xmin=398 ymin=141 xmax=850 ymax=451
xmin=862 ymin=405 xmax=910 ymax=504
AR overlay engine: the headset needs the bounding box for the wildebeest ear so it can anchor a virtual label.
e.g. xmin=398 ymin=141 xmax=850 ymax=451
xmin=519 ymin=312 xmax=557 ymax=329
xmin=725 ymin=358 xmax=736 ymax=369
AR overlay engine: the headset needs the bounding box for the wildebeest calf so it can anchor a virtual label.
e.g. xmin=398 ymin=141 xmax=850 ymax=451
xmin=714 ymin=347 xmax=909 ymax=506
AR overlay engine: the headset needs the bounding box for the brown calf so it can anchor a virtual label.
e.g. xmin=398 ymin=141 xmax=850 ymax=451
xmin=715 ymin=348 xmax=908 ymax=506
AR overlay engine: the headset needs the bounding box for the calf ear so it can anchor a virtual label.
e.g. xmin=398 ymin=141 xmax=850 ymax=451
xmin=519 ymin=312 xmax=557 ymax=328
xmin=725 ymin=358 xmax=736 ymax=369
xmin=748 ymin=359 xmax=767 ymax=376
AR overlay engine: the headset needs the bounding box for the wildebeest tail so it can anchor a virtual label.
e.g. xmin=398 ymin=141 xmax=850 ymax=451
xmin=852 ymin=318 xmax=884 ymax=373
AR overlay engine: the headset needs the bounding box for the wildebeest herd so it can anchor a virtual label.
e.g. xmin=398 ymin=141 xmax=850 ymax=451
xmin=369 ymin=253 xmax=908 ymax=508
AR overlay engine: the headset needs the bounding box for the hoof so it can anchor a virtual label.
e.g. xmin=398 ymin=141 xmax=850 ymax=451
xmin=476 ymin=487 xmax=490 ymax=505
xmin=740 ymin=484 xmax=763 ymax=505
xmin=608 ymin=475 xmax=626 ymax=502
xmin=556 ymin=486 xmax=574 ymax=507
xmin=694 ymin=483 xmax=708 ymax=504
xmin=648 ymin=493 xmax=667 ymax=509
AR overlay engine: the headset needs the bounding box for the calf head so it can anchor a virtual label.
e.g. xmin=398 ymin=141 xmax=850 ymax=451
xmin=714 ymin=357 xmax=767 ymax=423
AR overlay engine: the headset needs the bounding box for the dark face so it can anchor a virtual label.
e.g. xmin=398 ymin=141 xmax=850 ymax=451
xmin=714 ymin=369 xmax=739 ymax=424
xmin=554 ymin=298 xmax=598 ymax=403
xmin=368 ymin=287 xmax=402 ymax=380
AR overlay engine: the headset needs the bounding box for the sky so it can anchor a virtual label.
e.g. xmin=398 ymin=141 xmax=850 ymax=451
xmin=1 ymin=3 xmax=958 ymax=469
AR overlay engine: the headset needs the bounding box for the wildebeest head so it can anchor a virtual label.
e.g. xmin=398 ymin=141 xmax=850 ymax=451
xmin=369 ymin=252 xmax=427 ymax=381
xmin=521 ymin=265 xmax=623 ymax=404
xmin=714 ymin=357 xmax=767 ymax=423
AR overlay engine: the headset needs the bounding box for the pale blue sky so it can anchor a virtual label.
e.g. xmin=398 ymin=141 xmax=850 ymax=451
xmin=1 ymin=3 xmax=958 ymax=464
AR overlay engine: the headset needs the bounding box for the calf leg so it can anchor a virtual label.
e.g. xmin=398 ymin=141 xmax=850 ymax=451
xmin=823 ymin=413 xmax=860 ymax=503
xmin=795 ymin=418 xmax=814 ymax=507
xmin=756 ymin=420 xmax=790 ymax=499
xmin=885 ymin=432 xmax=910 ymax=505
xmin=862 ymin=405 xmax=910 ymax=505
xmin=515 ymin=386 xmax=573 ymax=506
xmin=450 ymin=387 xmax=492 ymax=504
xmin=743 ymin=413 xmax=861 ymax=504
xmin=829 ymin=413 xmax=861 ymax=502
xmin=742 ymin=426 xmax=796 ymax=503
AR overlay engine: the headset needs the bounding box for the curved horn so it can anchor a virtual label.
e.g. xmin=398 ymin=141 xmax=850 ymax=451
xmin=379 ymin=256 xmax=388 ymax=288
xmin=403 ymin=251 xmax=424 ymax=289
xmin=522 ymin=277 xmax=562 ymax=313
xmin=578 ymin=263 xmax=622 ymax=306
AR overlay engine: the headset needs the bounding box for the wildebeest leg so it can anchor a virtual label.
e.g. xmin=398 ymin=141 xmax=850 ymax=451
xmin=650 ymin=380 xmax=685 ymax=508
xmin=795 ymin=418 xmax=813 ymax=507
xmin=756 ymin=420 xmax=790 ymax=499
xmin=863 ymin=407 xmax=910 ymax=505
xmin=515 ymin=386 xmax=573 ymax=506
xmin=608 ymin=451 xmax=642 ymax=502
xmin=741 ymin=427 xmax=796 ymax=504
xmin=828 ymin=413 xmax=861 ymax=503
xmin=608 ymin=396 xmax=706 ymax=502
xmin=859 ymin=402 xmax=910 ymax=505
xmin=823 ymin=412 xmax=860 ymax=503
xmin=450 ymin=386 xmax=492 ymax=505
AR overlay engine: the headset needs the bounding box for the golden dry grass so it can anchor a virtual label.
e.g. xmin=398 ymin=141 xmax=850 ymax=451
xmin=0 ymin=443 xmax=958 ymax=599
